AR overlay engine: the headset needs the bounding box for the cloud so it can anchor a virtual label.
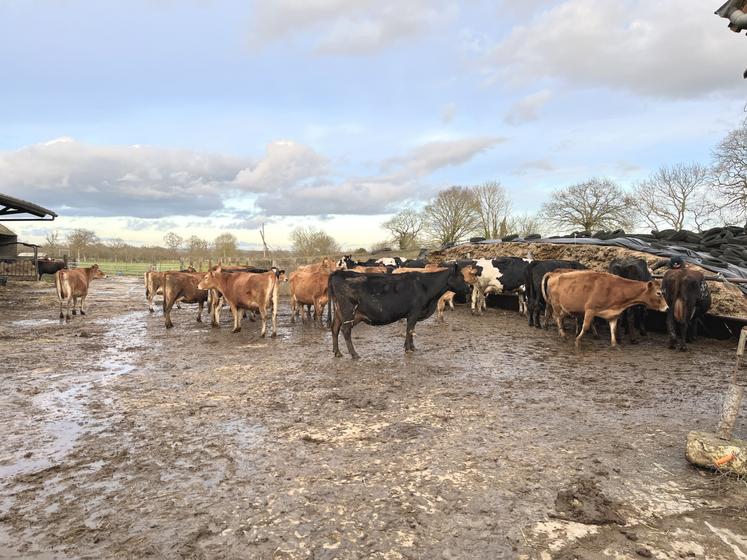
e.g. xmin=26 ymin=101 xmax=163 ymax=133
xmin=384 ymin=136 xmax=505 ymax=177
xmin=513 ymin=158 xmax=556 ymax=175
xmin=248 ymin=0 xmax=457 ymax=55
xmin=490 ymin=0 xmax=742 ymax=98
xmin=233 ymin=140 xmax=329 ymax=192
xmin=504 ymin=90 xmax=552 ymax=125
xmin=0 ymin=138 xmax=248 ymax=218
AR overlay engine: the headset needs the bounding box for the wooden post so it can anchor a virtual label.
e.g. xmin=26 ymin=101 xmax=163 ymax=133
xmin=717 ymin=327 xmax=747 ymax=440
xmin=33 ymin=245 xmax=38 ymax=281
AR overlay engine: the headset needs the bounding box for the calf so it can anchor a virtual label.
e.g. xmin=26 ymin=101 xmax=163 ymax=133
xmin=55 ymin=264 xmax=107 ymax=321
xmin=162 ymin=272 xmax=209 ymax=329
xmin=525 ymin=260 xmax=586 ymax=328
xmin=544 ymin=270 xmax=668 ymax=348
xmin=662 ymin=267 xmax=712 ymax=351
xmin=37 ymin=258 xmax=67 ymax=281
xmin=198 ymin=268 xmax=282 ymax=337
xmin=608 ymin=257 xmax=652 ymax=344
xmin=289 ymin=269 xmax=330 ymax=325
xmin=328 ymin=264 xmax=476 ymax=359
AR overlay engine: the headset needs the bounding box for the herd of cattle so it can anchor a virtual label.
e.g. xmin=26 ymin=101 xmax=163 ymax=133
xmin=48 ymin=252 xmax=713 ymax=358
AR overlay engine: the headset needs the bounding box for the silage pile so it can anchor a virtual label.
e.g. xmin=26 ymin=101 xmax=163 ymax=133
xmin=433 ymin=242 xmax=747 ymax=319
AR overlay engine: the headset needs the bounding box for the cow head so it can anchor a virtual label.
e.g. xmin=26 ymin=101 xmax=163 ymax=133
xmin=642 ymin=281 xmax=668 ymax=312
xmin=272 ymin=267 xmax=288 ymax=282
xmin=90 ymin=264 xmax=107 ymax=279
xmin=460 ymin=264 xmax=479 ymax=286
xmin=197 ymin=270 xmax=219 ymax=290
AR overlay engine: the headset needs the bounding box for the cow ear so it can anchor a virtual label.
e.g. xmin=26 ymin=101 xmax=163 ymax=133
xmin=647 ymin=281 xmax=654 ymax=289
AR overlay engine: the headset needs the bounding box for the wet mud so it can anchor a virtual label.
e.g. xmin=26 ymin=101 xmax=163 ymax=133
xmin=1 ymin=276 xmax=746 ymax=559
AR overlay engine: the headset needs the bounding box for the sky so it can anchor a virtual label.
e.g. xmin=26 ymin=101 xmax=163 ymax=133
xmin=1 ymin=0 xmax=745 ymax=250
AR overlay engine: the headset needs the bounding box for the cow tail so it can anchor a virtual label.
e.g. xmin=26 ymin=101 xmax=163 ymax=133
xmin=674 ymin=298 xmax=685 ymax=323
xmin=144 ymin=272 xmax=149 ymax=298
xmin=54 ymin=270 xmax=65 ymax=302
xmin=326 ymin=273 xmax=335 ymax=328
xmin=540 ymin=273 xmax=550 ymax=303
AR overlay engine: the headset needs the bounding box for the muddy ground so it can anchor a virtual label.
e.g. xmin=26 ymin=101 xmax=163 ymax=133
xmin=1 ymin=276 xmax=747 ymax=560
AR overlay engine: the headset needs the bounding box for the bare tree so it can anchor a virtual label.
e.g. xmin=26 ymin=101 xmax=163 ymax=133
xmin=163 ymin=232 xmax=183 ymax=257
xmin=107 ymin=238 xmax=127 ymax=261
xmin=423 ymin=186 xmax=481 ymax=245
xmin=214 ymin=233 xmax=238 ymax=262
xmin=712 ymin=119 xmax=747 ymax=220
xmin=382 ymin=209 xmax=424 ymax=250
xmin=540 ymin=178 xmax=634 ymax=233
xmin=472 ymin=181 xmax=511 ymax=239
xmin=43 ymin=230 xmax=60 ymax=257
xmin=187 ymin=235 xmax=209 ymax=260
xmin=509 ymin=213 xmax=546 ymax=237
xmin=67 ymin=228 xmax=98 ymax=262
xmin=290 ymin=226 xmax=340 ymax=256
xmin=634 ymin=163 xmax=712 ymax=232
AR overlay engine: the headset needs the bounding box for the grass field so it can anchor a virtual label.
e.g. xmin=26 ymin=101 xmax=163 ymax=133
xmin=77 ymin=260 xmax=185 ymax=277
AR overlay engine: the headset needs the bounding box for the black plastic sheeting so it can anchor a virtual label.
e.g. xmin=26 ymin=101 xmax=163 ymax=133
xmin=471 ymin=236 xmax=747 ymax=296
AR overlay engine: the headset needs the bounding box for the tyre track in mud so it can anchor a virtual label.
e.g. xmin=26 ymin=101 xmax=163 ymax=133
xmin=1 ymin=276 xmax=746 ymax=559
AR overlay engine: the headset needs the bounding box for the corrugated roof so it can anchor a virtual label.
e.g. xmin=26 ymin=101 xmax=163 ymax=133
xmin=0 ymin=193 xmax=57 ymax=221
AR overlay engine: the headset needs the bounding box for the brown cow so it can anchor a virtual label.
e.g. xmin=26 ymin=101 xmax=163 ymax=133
xmin=543 ymin=270 xmax=668 ymax=348
xmin=349 ymin=265 xmax=389 ymax=273
xmin=437 ymin=291 xmax=456 ymax=322
xmin=162 ymin=272 xmax=209 ymax=329
xmin=289 ymin=270 xmax=330 ymax=325
xmin=662 ymin=265 xmax=712 ymax=351
xmin=296 ymin=257 xmax=336 ymax=273
xmin=145 ymin=267 xmax=195 ymax=312
xmin=55 ymin=264 xmax=107 ymax=321
xmin=197 ymin=268 xmax=282 ymax=337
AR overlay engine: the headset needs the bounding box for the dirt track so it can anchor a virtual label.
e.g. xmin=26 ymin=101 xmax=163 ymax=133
xmin=1 ymin=276 xmax=747 ymax=559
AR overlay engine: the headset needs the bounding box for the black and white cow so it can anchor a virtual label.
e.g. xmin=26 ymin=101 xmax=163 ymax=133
xmin=525 ymin=259 xmax=587 ymax=328
xmin=328 ymin=264 xmax=475 ymax=359
xmin=470 ymin=257 xmax=531 ymax=315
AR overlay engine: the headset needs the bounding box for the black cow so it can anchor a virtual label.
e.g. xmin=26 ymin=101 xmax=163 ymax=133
xmin=608 ymin=257 xmax=652 ymax=344
xmin=662 ymin=265 xmax=711 ymax=351
xmin=37 ymin=258 xmax=67 ymax=281
xmin=401 ymin=258 xmax=427 ymax=268
xmin=328 ymin=264 xmax=470 ymax=359
xmin=525 ymin=259 xmax=586 ymax=328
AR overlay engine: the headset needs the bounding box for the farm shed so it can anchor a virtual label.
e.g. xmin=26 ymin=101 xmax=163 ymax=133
xmin=0 ymin=224 xmax=18 ymax=259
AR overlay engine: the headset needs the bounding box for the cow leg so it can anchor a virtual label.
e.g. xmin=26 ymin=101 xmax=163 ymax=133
xmin=575 ymin=310 xmax=594 ymax=348
xmin=164 ymin=297 xmax=174 ymax=329
xmin=666 ymin=310 xmax=677 ymax=349
xmin=79 ymin=295 xmax=87 ymax=316
xmin=230 ymin=304 xmax=241 ymax=333
xmin=341 ymin=322 xmax=359 ymax=360
xmin=527 ymin=299 xmax=535 ymax=326
xmin=534 ymin=302 xmax=543 ymax=329
xmin=626 ymin=308 xmax=638 ymax=344
xmin=59 ymin=296 xmax=65 ymax=320
xmin=404 ymin=316 xmax=417 ymax=352
xmin=196 ymin=301 xmax=204 ymax=323
xmin=72 ymin=297 xmax=78 ymax=315
xmin=608 ymin=317 xmax=619 ymax=348
xmin=554 ymin=307 xmax=566 ymax=338
xmin=147 ymin=291 xmax=155 ymax=313
xmin=259 ymin=307 xmax=268 ymax=338
xmin=211 ymin=294 xmax=221 ymax=328
xmin=678 ymin=320 xmax=688 ymax=352
xmin=331 ymin=306 xmax=343 ymax=358
xmin=290 ymin=294 xmax=297 ymax=324
xmin=471 ymin=286 xmax=479 ymax=315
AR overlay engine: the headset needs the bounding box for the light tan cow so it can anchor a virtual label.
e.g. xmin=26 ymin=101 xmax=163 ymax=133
xmin=543 ymin=270 xmax=668 ymax=348
xmin=198 ymin=268 xmax=282 ymax=337
xmin=289 ymin=270 xmax=330 ymax=325
xmin=55 ymin=264 xmax=107 ymax=321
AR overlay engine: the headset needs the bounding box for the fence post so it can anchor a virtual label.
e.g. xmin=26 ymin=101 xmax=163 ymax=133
xmin=717 ymin=327 xmax=747 ymax=440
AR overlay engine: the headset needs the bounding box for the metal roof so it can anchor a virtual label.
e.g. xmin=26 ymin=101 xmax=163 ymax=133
xmin=716 ymin=1 xmax=747 ymax=33
xmin=0 ymin=193 xmax=58 ymax=221
xmin=0 ymin=224 xmax=16 ymax=237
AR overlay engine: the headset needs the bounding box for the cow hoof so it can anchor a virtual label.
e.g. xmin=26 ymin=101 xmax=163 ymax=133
xmin=149 ymin=308 xmax=154 ymax=313
xmin=80 ymin=310 xmax=86 ymax=316
xmin=232 ymin=328 xmax=241 ymax=333
xmin=630 ymin=339 xmax=639 ymax=345
xmin=679 ymin=346 xmax=688 ymax=352
xmin=351 ymin=354 xmax=360 ymax=360
xmin=260 ymin=333 xmax=266 ymax=338
xmin=668 ymin=341 xmax=677 ymax=349
xmin=211 ymin=323 xmax=220 ymax=329
xmin=334 ymin=351 xmax=343 ymax=358
xmin=271 ymin=332 xmax=277 ymax=338
xmin=59 ymin=313 xmax=64 ymax=319
xmin=72 ymin=309 xmax=77 ymax=315
xmin=165 ymin=323 xmax=173 ymax=329
xmin=196 ymin=317 xmax=202 ymax=323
